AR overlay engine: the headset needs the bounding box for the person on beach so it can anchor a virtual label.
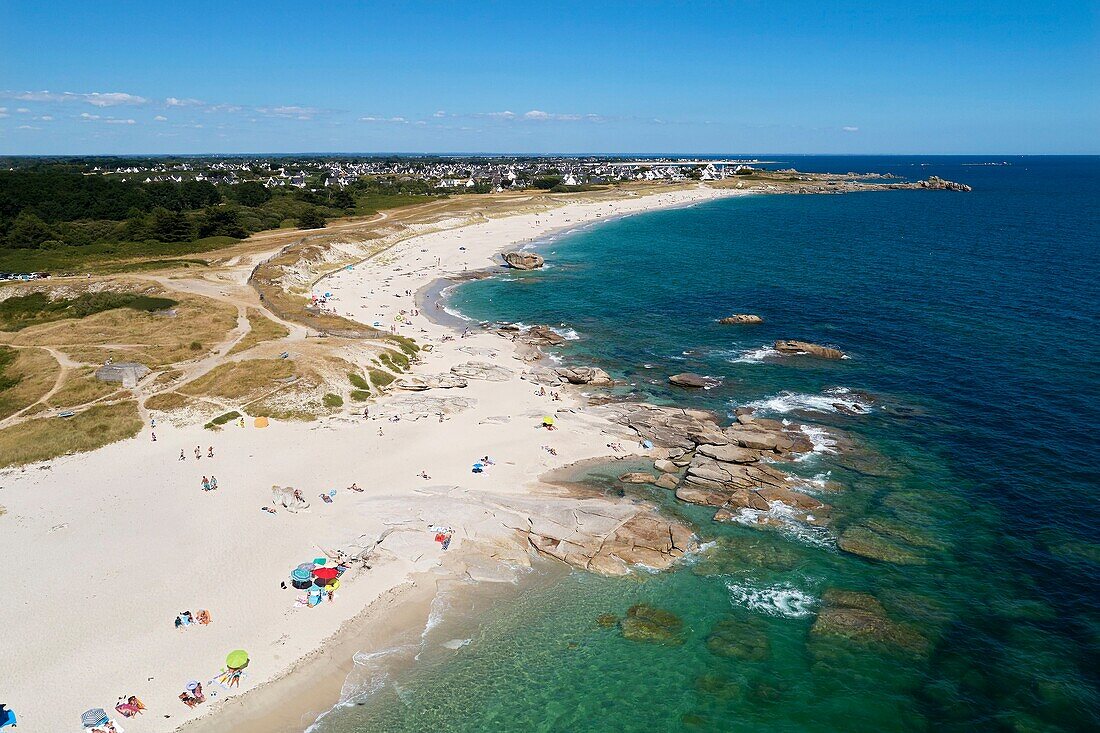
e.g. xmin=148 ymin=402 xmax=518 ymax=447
xmin=151 ymin=431 xmax=156 ymax=442
xmin=201 ymin=476 xmax=210 ymax=491
xmin=179 ymin=449 xmax=186 ymax=461
xmin=207 ymin=446 xmax=214 ymax=458
xmin=194 ymin=446 xmax=201 ymax=460
xmin=209 ymin=475 xmax=218 ymax=490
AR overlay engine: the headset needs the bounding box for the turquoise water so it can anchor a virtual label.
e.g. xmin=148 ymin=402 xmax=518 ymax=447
xmin=318 ymin=157 xmax=1099 ymax=732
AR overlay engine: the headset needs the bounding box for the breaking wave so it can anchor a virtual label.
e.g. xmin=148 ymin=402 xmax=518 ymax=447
xmin=727 ymin=580 xmax=817 ymax=618
xmin=744 ymin=387 xmax=869 ymax=415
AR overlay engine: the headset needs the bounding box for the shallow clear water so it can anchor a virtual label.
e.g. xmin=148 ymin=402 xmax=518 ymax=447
xmin=317 ymin=157 xmax=1100 ymax=732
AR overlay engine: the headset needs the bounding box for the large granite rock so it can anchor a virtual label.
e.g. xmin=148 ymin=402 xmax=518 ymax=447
xmin=520 ymin=325 xmax=566 ymax=346
xmin=502 ymin=251 xmax=545 ymax=270
xmin=556 ymin=366 xmax=613 ymax=386
xmin=718 ymin=314 xmax=763 ymax=325
xmin=396 ymin=373 xmax=468 ymax=390
xmin=774 ymin=340 xmax=845 ymax=360
xmin=619 ymin=472 xmax=656 ymax=484
xmin=669 ymin=372 xmax=718 ymax=389
xmin=837 ymin=524 xmax=927 ymax=565
xmin=450 ymin=361 xmax=513 ymax=382
xmin=917 ymin=176 xmax=972 ymax=192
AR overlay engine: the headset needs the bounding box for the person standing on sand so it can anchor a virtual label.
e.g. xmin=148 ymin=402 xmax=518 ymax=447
xmin=207 ymin=446 xmax=214 ymax=458
xmin=209 ymin=475 xmax=218 ymax=490
xmin=179 ymin=449 xmax=185 ymax=461
xmin=194 ymin=446 xmax=201 ymax=460
xmin=201 ymin=476 xmax=210 ymax=491
xmin=151 ymin=431 xmax=157 ymax=442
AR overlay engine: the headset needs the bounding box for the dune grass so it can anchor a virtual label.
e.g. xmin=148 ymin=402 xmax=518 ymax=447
xmin=0 ymin=346 xmax=60 ymax=419
xmin=0 ymin=401 xmax=143 ymax=468
xmin=0 ymin=291 xmax=177 ymax=331
xmin=179 ymin=359 xmax=295 ymax=401
xmin=204 ymin=410 xmax=241 ymax=430
xmin=145 ymin=391 xmax=192 ymax=412
xmin=46 ymin=367 xmax=122 ymax=410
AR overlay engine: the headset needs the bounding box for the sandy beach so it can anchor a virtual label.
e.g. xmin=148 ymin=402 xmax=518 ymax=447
xmin=0 ymin=184 xmax=743 ymax=732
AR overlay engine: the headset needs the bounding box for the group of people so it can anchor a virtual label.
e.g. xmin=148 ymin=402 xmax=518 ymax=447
xmin=178 ymin=681 xmax=205 ymax=708
xmin=114 ymin=696 xmax=146 ymax=719
xmin=200 ymin=476 xmax=219 ymax=491
xmin=179 ymin=445 xmax=215 ymax=461
xmin=173 ymin=609 xmax=211 ymax=629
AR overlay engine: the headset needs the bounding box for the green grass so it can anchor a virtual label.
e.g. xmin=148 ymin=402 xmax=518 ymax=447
xmin=348 ymin=372 xmax=370 ymax=390
xmin=350 ymin=389 xmax=371 ymax=401
xmin=386 ymin=334 xmax=420 ymax=357
xmin=323 ymin=392 xmax=343 ymax=408
xmin=0 ymin=236 xmax=238 ymax=273
xmin=354 ymin=193 xmax=433 ymax=216
xmin=368 ymin=368 xmax=395 ymax=387
xmin=0 ymin=347 xmax=18 ymax=392
xmin=204 ymin=410 xmax=241 ymax=430
xmin=0 ymin=401 xmax=143 ymax=468
xmin=378 ymin=349 xmax=409 ymax=373
xmin=0 ymin=291 xmax=179 ymax=331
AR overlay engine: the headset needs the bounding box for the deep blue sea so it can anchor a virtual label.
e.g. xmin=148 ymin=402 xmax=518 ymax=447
xmin=318 ymin=157 xmax=1100 ymax=732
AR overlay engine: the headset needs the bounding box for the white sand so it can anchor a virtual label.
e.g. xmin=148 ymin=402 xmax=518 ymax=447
xmin=0 ymin=184 xmax=745 ymax=732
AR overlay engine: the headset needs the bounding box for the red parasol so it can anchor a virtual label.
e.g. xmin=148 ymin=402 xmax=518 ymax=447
xmin=312 ymin=566 xmax=339 ymax=580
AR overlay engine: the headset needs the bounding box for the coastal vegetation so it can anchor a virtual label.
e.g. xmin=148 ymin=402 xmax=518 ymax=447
xmin=0 ymin=290 xmax=177 ymax=331
xmin=0 ymin=401 xmax=142 ymax=468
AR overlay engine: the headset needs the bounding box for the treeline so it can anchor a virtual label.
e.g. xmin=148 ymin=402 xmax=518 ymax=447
xmin=0 ymin=169 xmax=438 ymax=251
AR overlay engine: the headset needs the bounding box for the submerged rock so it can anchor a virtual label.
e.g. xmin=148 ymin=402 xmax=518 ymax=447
xmin=718 ymin=314 xmax=763 ymax=325
xmin=502 ymin=251 xmax=545 ymax=270
xmin=811 ymin=590 xmax=929 ymax=654
xmin=706 ymin=616 xmax=771 ymax=660
xmin=620 ymin=604 xmax=684 ymax=644
xmin=695 ymin=674 xmax=744 ymax=700
xmin=619 ymin=472 xmax=656 ymax=484
xmin=774 ymin=340 xmax=845 ymax=360
xmin=596 ymin=613 xmax=618 ymax=628
xmin=837 ymin=524 xmax=926 ymax=565
xmin=690 ymin=537 xmax=801 ymax=576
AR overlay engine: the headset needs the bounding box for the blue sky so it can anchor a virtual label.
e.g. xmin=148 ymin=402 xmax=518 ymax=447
xmin=1 ymin=1 xmax=1096 ymax=154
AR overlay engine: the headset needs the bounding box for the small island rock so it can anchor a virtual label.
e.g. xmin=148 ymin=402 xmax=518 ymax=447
xmin=774 ymin=340 xmax=845 ymax=360
xmin=503 ymin=251 xmax=545 ymax=270
xmin=718 ymin=314 xmax=763 ymax=325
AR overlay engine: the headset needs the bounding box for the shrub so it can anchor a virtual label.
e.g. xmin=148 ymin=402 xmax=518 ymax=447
xmin=323 ymin=393 xmax=343 ymax=408
xmin=350 ymin=389 xmax=371 ymax=401
xmin=368 ymin=368 xmax=394 ymax=387
xmin=348 ymin=372 xmax=370 ymax=390
xmin=204 ymin=410 xmax=241 ymax=430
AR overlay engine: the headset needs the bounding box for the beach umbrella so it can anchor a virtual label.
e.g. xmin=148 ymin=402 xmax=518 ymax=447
xmin=313 ymin=557 xmax=327 ymax=566
xmin=291 ymin=567 xmax=312 ymax=582
xmin=542 ymin=416 xmax=555 ymax=425
xmin=186 ymin=680 xmax=200 ymax=692
xmin=81 ymin=708 xmax=109 ymax=727
xmin=313 ymin=566 xmax=338 ymax=580
xmin=225 ymin=649 xmax=249 ymax=670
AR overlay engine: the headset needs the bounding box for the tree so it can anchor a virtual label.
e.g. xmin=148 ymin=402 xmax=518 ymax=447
xmin=198 ymin=207 xmax=246 ymax=238
xmin=232 ymin=181 xmax=271 ymax=207
xmin=151 ymin=207 xmax=194 ymax=242
xmin=297 ymin=207 xmax=327 ymax=230
xmin=330 ymin=189 xmax=355 ymax=210
xmin=7 ymin=211 xmax=57 ymax=248
xmin=532 ymin=175 xmax=563 ymax=190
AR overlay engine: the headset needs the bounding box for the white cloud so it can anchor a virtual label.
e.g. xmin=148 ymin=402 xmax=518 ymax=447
xmin=5 ymin=90 xmax=147 ymax=106
xmin=154 ymin=115 xmax=168 ymax=121
xmin=80 ymin=112 xmax=101 ymax=120
xmin=433 ymin=110 xmax=446 ymax=117
xmin=16 ymin=107 xmax=30 ymax=113
xmin=359 ymin=115 xmax=410 ymax=124
xmin=104 ymin=118 xmax=136 ymax=125
xmin=166 ymin=97 xmax=204 ymax=107
xmin=17 ymin=125 xmax=38 ymax=130
xmin=258 ymin=105 xmax=322 ymax=119
xmin=842 ymin=126 xmax=859 ymax=132
xmin=36 ymin=115 xmax=53 ymax=121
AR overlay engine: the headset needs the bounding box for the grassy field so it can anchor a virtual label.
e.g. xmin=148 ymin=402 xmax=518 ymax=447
xmin=0 ymin=237 xmax=239 ymax=273
xmin=0 ymin=400 xmax=143 ymax=468
xmin=0 ymin=291 xmax=178 ymax=331
xmin=178 ymin=358 xmax=295 ymax=402
xmin=0 ymin=346 xmax=59 ymax=419
xmin=46 ymin=367 xmax=123 ymax=410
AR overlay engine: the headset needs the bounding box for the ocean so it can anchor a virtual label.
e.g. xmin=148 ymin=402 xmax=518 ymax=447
xmin=313 ymin=156 xmax=1100 ymax=732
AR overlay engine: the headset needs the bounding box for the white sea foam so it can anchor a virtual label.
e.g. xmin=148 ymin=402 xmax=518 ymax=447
xmin=795 ymin=424 xmax=838 ymax=462
xmin=549 ymin=325 xmax=581 ymax=341
xmin=744 ymin=387 xmax=868 ymax=415
xmin=730 ymin=345 xmax=781 ymax=364
xmin=726 ymin=500 xmax=834 ymax=548
xmin=441 ymin=638 xmax=472 ymax=650
xmin=727 ymin=580 xmax=817 ymax=618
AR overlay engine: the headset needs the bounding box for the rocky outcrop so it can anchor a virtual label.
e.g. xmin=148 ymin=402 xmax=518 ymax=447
xmin=521 ymin=325 xmax=566 ymax=346
xmin=596 ymin=402 xmax=829 ymax=526
xmin=916 ymin=176 xmax=972 ymax=192
xmin=706 ymin=616 xmax=770 ymax=660
xmin=619 ymin=472 xmax=656 ymax=484
xmin=718 ymin=314 xmax=763 ymax=325
xmin=450 ymin=361 xmax=513 ymax=382
xmin=669 ymin=372 xmax=720 ymax=389
xmin=774 ymin=340 xmax=845 ymax=360
xmin=811 ymin=590 xmax=929 ymax=654
xmin=555 ymin=366 xmax=613 ymax=386
xmin=395 ymin=373 xmax=468 ymax=390
xmin=837 ymin=522 xmax=930 ymax=565
xmin=502 ymin=251 xmax=545 ymax=270
xmin=511 ymin=499 xmax=697 ymax=576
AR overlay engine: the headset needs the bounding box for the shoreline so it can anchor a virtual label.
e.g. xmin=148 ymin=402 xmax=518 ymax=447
xmin=0 ymin=183 xmax=742 ymax=733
